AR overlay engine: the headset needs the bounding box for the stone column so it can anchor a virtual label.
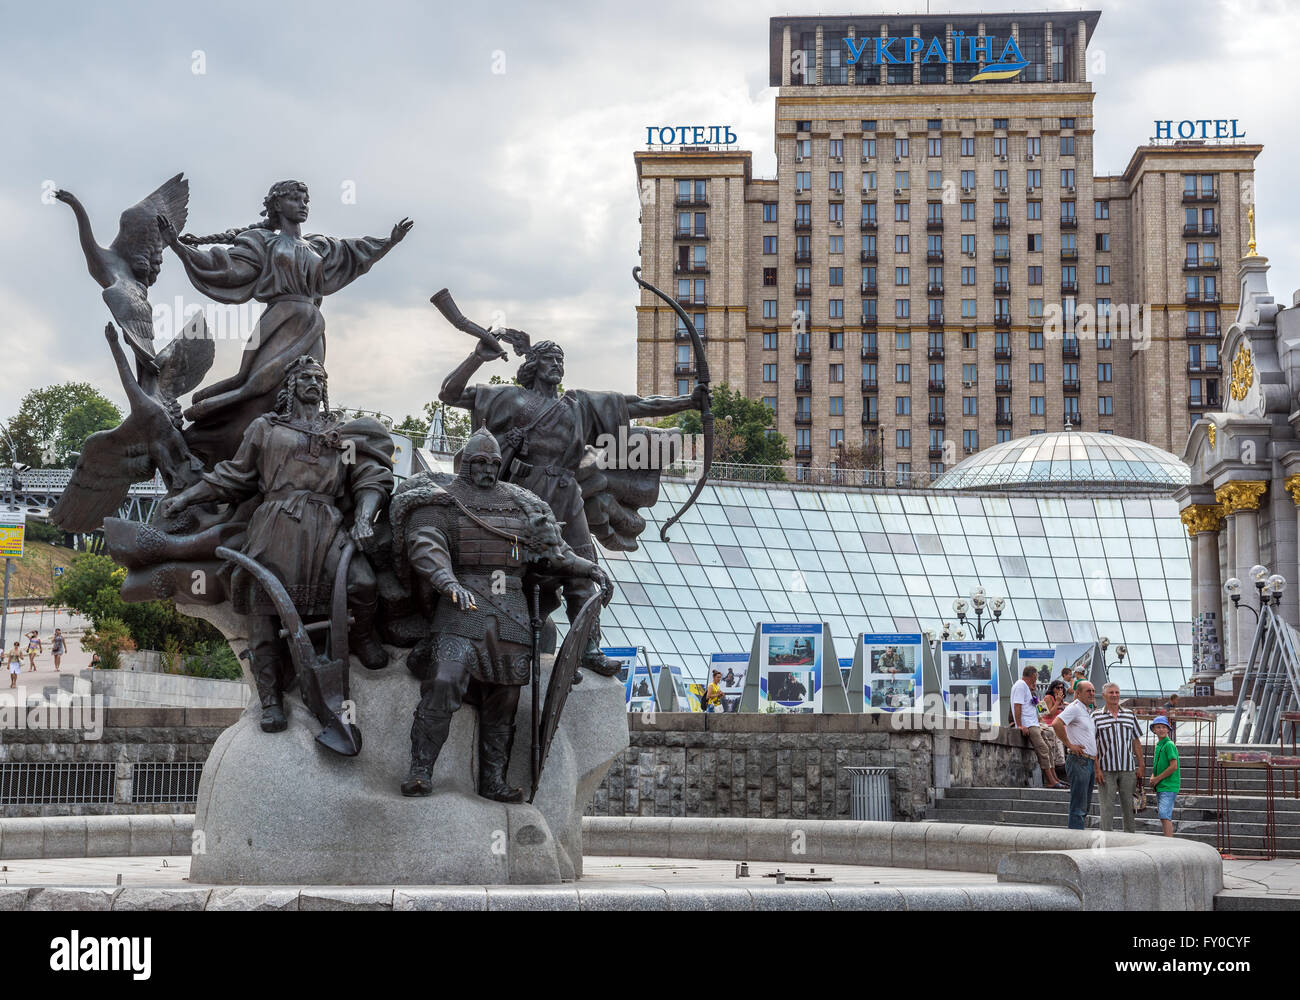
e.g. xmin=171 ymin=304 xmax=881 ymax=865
xmin=1181 ymin=504 xmax=1226 ymax=677
xmin=1217 ymin=481 xmax=1268 ymax=672
xmin=1285 ymin=474 xmax=1300 ymax=624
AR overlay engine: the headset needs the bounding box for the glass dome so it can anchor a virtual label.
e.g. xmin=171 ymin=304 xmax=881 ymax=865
xmin=931 ymin=430 xmax=1190 ymax=492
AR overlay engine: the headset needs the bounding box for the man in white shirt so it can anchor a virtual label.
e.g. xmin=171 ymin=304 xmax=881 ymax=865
xmin=1011 ymin=666 xmax=1064 ymax=789
xmin=1052 ymin=680 xmax=1099 ymax=829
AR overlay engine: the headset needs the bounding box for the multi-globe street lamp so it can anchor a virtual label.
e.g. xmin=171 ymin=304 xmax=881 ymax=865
xmin=951 ymin=587 xmax=1005 ymax=640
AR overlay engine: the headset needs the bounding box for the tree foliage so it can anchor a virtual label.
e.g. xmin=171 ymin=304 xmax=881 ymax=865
xmin=668 ymin=383 xmax=791 ymax=467
xmin=395 ymin=401 xmax=471 ymax=449
xmin=52 ymin=553 xmax=225 ymax=653
xmin=5 ymin=383 xmax=122 ymax=467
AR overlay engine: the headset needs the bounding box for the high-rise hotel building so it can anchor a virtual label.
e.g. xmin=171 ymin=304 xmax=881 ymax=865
xmin=634 ymin=11 xmax=1261 ymax=478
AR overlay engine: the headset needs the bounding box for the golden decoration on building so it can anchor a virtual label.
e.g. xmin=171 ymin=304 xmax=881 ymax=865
xmin=1215 ymin=480 xmax=1267 ymax=513
xmin=1285 ymin=474 xmax=1300 ymax=507
xmin=1180 ymin=504 xmax=1225 ymax=537
xmin=1207 ymin=422 xmax=1216 ymax=448
xmin=1229 ymin=344 xmax=1254 ymax=401
xmin=1247 ymin=204 xmax=1258 ymax=257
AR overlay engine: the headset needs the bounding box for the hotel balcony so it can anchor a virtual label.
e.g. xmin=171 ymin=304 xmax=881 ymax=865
xmin=1184 ymin=257 xmax=1221 ymax=271
xmin=1061 ymin=281 xmax=1078 ymax=294
xmin=794 ymin=346 xmax=811 ymax=361
xmin=1188 ymin=395 xmax=1221 ymax=409
xmin=674 ymin=363 xmax=696 ymax=376
xmin=794 ymin=412 xmax=812 ymax=426
xmin=927 ymin=282 xmax=944 ymax=295
xmin=1060 ymin=217 xmax=1078 ymax=230
xmin=992 ymin=218 xmax=1010 ymax=230
xmin=1185 ymin=325 xmax=1220 ymax=338
xmin=928 ymin=379 xmax=946 ymax=392
xmin=674 ymin=195 xmax=709 ymax=207
xmin=794 ymin=284 xmax=811 ymax=296
xmin=1062 ymin=342 xmax=1081 ymax=359
xmin=1186 ymin=291 xmax=1222 ymax=305
xmin=794 ymin=251 xmax=812 ymax=263
xmin=1060 ymin=248 xmax=1078 ymax=261
xmin=928 ymin=446 xmax=944 ymax=459
xmin=996 ymin=412 xmax=1013 ymax=426
xmin=1183 ymin=224 xmax=1221 ymax=237
xmin=861 ymin=315 xmax=878 ymax=329
xmin=861 ymin=252 xmax=877 ymax=264
xmin=861 ymin=283 xmax=878 ymax=295
xmin=673 ymin=263 xmax=709 ymax=274
xmin=1063 ymin=379 xmax=1082 ymax=393
xmin=993 ymin=282 xmax=1010 ymax=295
xmin=1065 ymin=413 xmax=1082 ymax=427
xmin=861 ymin=345 xmax=878 ymax=361
xmin=928 ymin=347 xmax=945 ymax=360
xmin=928 ymin=315 xmax=944 ymax=329
xmin=928 ymin=413 xmax=946 ymax=426
xmin=794 ymin=446 xmax=813 ymax=460
xmin=860 ymin=219 xmax=878 ymax=231
xmin=927 ymin=251 xmax=944 ymax=263
xmin=994 ymin=346 xmax=1012 ymax=360
xmin=1187 ymin=362 xmax=1223 ymax=374
xmin=994 ymin=315 xmax=1011 ymax=328
xmin=927 ymin=219 xmax=944 ymax=231
xmin=674 ymin=228 xmax=707 ymax=240
xmin=996 ymin=379 xmax=1013 ymax=393
xmin=794 ymin=379 xmax=812 ymax=393
xmin=993 ymin=249 xmax=1011 ymax=262
xmin=1182 ymin=189 xmax=1219 ymax=203
xmin=794 ymin=219 xmax=812 ymax=232
xmin=861 ymin=378 xmax=878 ymax=392
xmin=861 ymin=413 xmax=879 ymax=426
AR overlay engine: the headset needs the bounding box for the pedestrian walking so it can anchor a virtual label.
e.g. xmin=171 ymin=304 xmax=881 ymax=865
xmin=7 ymin=642 xmax=22 ymax=688
xmin=50 ymin=628 xmax=66 ymax=671
xmin=25 ymin=630 xmax=41 ymax=670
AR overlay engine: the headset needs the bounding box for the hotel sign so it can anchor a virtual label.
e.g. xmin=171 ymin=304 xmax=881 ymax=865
xmin=843 ymin=33 xmax=1028 ymax=81
xmin=645 ymin=125 xmax=738 ymax=146
xmin=1154 ymin=119 xmax=1246 ymax=140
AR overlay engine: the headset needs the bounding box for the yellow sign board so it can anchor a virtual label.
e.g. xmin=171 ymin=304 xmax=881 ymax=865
xmin=0 ymin=514 xmax=25 ymax=559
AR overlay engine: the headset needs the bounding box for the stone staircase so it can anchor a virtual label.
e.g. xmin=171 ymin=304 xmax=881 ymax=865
xmin=928 ymin=744 xmax=1300 ymax=859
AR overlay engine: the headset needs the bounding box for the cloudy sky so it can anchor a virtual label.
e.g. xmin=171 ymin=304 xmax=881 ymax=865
xmin=2 ymin=0 xmax=1296 ymax=427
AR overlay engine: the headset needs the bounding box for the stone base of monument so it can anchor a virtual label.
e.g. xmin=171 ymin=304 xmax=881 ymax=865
xmin=189 ymin=646 xmax=628 ymax=886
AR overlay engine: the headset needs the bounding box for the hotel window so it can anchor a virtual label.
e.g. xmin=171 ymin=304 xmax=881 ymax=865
xmin=1029 ymin=396 xmax=1045 ymax=415
xmin=1061 ymin=202 xmax=1076 ymax=222
xmin=1060 ymin=136 xmax=1075 ymax=156
xmin=993 ymin=118 xmax=1008 ymax=130
xmin=961 ymin=201 xmax=976 ymax=221
xmin=1028 ymin=266 xmax=1042 ymax=286
xmin=795 ymin=299 xmax=810 ymax=320
xmin=895 ymin=202 xmax=909 ymax=222
xmin=896 ymin=429 xmax=910 ymax=448
xmin=895 ymin=171 xmax=910 ymax=190
xmin=897 ymin=330 xmax=911 ymax=348
xmin=895 ymin=300 xmax=910 ymax=319
xmin=896 ymin=267 xmax=910 ymax=285
xmin=1061 ymin=232 xmax=1076 ymax=253
xmin=795 ymin=171 xmax=811 ymax=192
xmin=960 ymin=137 xmax=975 ymax=156
xmin=994 ymin=264 xmax=1009 ymax=287
xmin=692 ymin=245 xmax=706 ymax=268
xmin=862 ymin=120 xmax=877 ymax=131
xmin=829 ymin=172 xmax=844 ymax=193
xmin=763 ymin=203 xmax=778 ymax=222
xmin=896 ymin=397 xmax=910 ymax=415
xmin=829 ymin=235 xmax=843 ymax=254
xmin=996 ymin=428 xmax=1012 ymax=444
xmin=862 ymin=300 xmax=878 ymax=320
xmin=1028 ymin=299 xmax=1044 ymax=318
xmin=927 ymin=138 xmax=942 ymax=157
xmin=763 ymin=397 xmax=777 ymax=415
xmin=1063 ymin=363 xmax=1079 ymax=383
xmin=797 ymin=33 xmax=816 ymax=84
xmin=957 ymin=237 xmax=974 ymax=258
xmin=763 ymin=364 xmax=777 ymax=382
xmin=993 ymin=137 xmax=1007 ymax=157
xmin=676 ymin=211 xmax=691 ymax=235
xmin=1027 ymin=233 xmax=1042 ymax=252
xmin=895 ymin=234 xmax=909 ymax=253
xmin=762 ymin=328 xmax=777 ymax=346
xmin=829 ymin=428 xmax=845 ymax=449
xmin=796 ymin=120 xmax=812 ymax=131
xmin=863 ymin=332 xmax=877 ymax=353
xmin=963 ymin=364 xmax=977 ymax=382
xmin=1027 ymin=201 xmax=1042 ymax=220
xmin=795 ymin=266 xmax=811 ymax=288
xmin=863 ymin=396 xmax=878 ymax=419
xmin=896 ymin=462 xmax=911 ymax=480
xmin=962 ymin=429 xmax=979 ymax=451
xmin=962 ymin=330 xmax=976 ymax=349
xmin=961 ymin=299 xmax=976 ymax=318
xmin=994 ymin=234 xmax=1009 ymax=256
xmin=1096 ymin=233 xmax=1110 ymax=252
xmin=961 ymin=267 xmax=976 ymax=285
xmin=993 ymin=201 xmax=1009 ymax=221
xmin=796 ymin=139 xmax=811 ymax=158
xmin=1099 ymin=396 xmax=1113 ymax=416
xmin=862 ymin=137 xmax=876 ymax=159
xmin=829 ymin=138 xmax=843 ymax=160
xmin=829 ymin=299 xmax=844 ymax=318
xmin=1096 ymin=266 xmax=1111 ymax=285
xmin=928 ymin=297 xmax=943 ymax=319
xmin=677 ymin=278 xmax=689 ymax=300
xmin=830 ymin=363 xmax=844 ymax=382
xmin=929 ymin=397 xmax=945 ymax=416
xmin=888 ymin=58 xmax=911 ymax=85
xmin=960 ymin=170 xmax=975 ymax=189
xmin=895 ymin=138 xmax=909 ymax=159
xmin=1027 ymin=136 xmax=1041 ymax=157
xmin=1098 ymin=363 xmax=1112 ymax=382
xmin=1062 ymin=265 xmax=1077 ymax=286
xmin=1029 ymin=364 xmax=1044 ymax=382
xmin=862 ymin=266 xmax=876 ymax=287
xmin=763 ymin=236 xmax=777 ymax=255
xmin=896 ymin=364 xmax=911 ymax=383
xmin=829 ymin=331 xmax=843 ymax=350
xmin=994 ymin=169 xmax=1008 ymax=189
xmin=1027 ymin=169 xmax=1041 ymax=189
xmin=928 ymin=171 xmax=942 ymax=190
xmin=762 ymin=303 xmax=778 ymax=322
xmin=963 ymin=396 xmax=978 ymax=415
xmin=862 ymin=202 xmax=877 ymax=223
xmin=863 ymin=171 xmax=877 ymax=192
xmin=1095 ymin=200 xmax=1109 ymax=219
xmin=677 ymin=380 xmax=690 ymax=396
xmin=1028 ymin=330 xmax=1043 ymax=349
xmin=1061 ymin=169 xmax=1075 ymax=189
xmin=829 ymin=202 xmax=844 ymax=224
xmin=828 ymin=267 xmax=844 ymax=286
xmin=862 ymin=361 xmax=877 ymax=382
xmin=1059 ymin=118 xmax=1076 ymax=129
xmin=796 ymin=203 xmax=811 ymax=224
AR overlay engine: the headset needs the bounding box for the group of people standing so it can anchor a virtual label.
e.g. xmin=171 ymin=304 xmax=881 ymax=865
xmin=1010 ymin=666 xmax=1182 ymax=837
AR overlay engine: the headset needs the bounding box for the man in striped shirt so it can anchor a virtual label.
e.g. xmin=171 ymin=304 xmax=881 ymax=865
xmin=1092 ymin=682 xmax=1144 ymax=833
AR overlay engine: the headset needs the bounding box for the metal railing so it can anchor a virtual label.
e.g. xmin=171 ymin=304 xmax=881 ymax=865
xmin=132 ymin=761 xmax=205 ymax=804
xmin=0 ymin=762 xmax=117 ymax=804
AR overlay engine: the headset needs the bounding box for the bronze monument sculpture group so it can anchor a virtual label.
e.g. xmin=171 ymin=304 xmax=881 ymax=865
xmin=50 ymin=173 xmax=709 ymax=808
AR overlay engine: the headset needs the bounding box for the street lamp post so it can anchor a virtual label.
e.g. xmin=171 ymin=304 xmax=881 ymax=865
xmin=952 ymin=587 xmax=1005 ymax=640
xmin=0 ymin=420 xmax=27 ymax=657
xmin=1224 ymin=565 xmax=1286 ymax=624
xmin=1099 ymin=636 xmax=1128 ymax=681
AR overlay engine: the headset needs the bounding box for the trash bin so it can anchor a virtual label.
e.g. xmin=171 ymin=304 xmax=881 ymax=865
xmin=846 ymin=766 xmax=894 ymax=821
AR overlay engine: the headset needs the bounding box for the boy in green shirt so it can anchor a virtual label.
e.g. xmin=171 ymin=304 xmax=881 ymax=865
xmin=1149 ymin=716 xmax=1180 ymax=837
